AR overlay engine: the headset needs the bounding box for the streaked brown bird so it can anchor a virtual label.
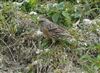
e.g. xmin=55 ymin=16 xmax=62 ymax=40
xmin=38 ymin=17 xmax=74 ymax=47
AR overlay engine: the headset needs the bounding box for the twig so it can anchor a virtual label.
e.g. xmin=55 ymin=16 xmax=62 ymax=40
xmin=0 ymin=38 xmax=16 ymax=62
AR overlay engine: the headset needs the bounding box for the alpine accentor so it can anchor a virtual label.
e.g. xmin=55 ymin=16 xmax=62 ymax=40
xmin=39 ymin=17 xmax=72 ymax=37
xmin=38 ymin=16 xmax=75 ymax=47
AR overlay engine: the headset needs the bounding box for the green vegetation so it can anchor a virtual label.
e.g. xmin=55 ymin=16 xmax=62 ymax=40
xmin=0 ymin=0 xmax=100 ymax=73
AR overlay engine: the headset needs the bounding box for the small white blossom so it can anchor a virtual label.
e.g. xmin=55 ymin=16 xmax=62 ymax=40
xmin=84 ymin=43 xmax=87 ymax=46
xmin=96 ymin=29 xmax=99 ymax=32
xmin=10 ymin=34 xmax=12 ymax=36
xmin=76 ymin=0 xmax=80 ymax=3
xmin=13 ymin=0 xmax=28 ymax=6
xmin=65 ymin=55 xmax=68 ymax=57
xmin=41 ymin=5 xmax=43 ymax=7
xmin=53 ymin=3 xmax=57 ymax=7
xmin=50 ymin=59 xmax=53 ymax=61
xmin=36 ymin=49 xmax=43 ymax=54
xmin=70 ymin=38 xmax=76 ymax=42
xmin=36 ymin=29 xmax=43 ymax=36
xmin=65 ymin=8 xmax=68 ymax=11
xmin=13 ymin=2 xmax=23 ymax=6
xmin=37 ymin=16 xmax=40 ymax=20
xmin=32 ymin=60 xmax=38 ymax=65
xmin=44 ymin=49 xmax=49 ymax=52
xmin=83 ymin=19 xmax=92 ymax=25
xmin=29 ymin=11 xmax=37 ymax=15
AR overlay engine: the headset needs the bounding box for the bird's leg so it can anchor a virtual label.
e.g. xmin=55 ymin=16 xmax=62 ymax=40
xmin=47 ymin=38 xmax=55 ymax=49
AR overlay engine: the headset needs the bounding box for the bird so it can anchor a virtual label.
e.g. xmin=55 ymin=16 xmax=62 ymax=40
xmin=38 ymin=16 xmax=75 ymax=47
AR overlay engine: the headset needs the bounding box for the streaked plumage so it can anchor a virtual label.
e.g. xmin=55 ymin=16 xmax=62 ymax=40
xmin=39 ymin=17 xmax=72 ymax=39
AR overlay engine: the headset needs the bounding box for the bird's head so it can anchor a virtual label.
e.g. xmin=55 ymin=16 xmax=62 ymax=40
xmin=38 ymin=18 xmax=46 ymax=23
xmin=37 ymin=16 xmax=51 ymax=29
xmin=37 ymin=15 xmax=49 ymax=23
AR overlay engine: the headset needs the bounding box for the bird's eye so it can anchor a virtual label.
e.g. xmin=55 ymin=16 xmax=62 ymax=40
xmin=39 ymin=20 xmax=44 ymax=23
xmin=38 ymin=18 xmax=46 ymax=23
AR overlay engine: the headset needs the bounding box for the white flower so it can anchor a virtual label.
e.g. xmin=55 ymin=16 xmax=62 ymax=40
xmin=36 ymin=49 xmax=43 ymax=54
xmin=84 ymin=43 xmax=87 ymax=46
xmin=44 ymin=49 xmax=49 ymax=52
xmin=41 ymin=5 xmax=43 ymax=7
xmin=29 ymin=11 xmax=37 ymax=15
xmin=36 ymin=29 xmax=43 ymax=36
xmin=13 ymin=2 xmax=23 ymax=6
xmin=37 ymin=16 xmax=40 ymax=20
xmin=65 ymin=8 xmax=68 ymax=11
xmin=32 ymin=60 xmax=38 ymax=65
xmin=83 ymin=19 xmax=92 ymax=25
xmin=53 ymin=3 xmax=57 ymax=7
xmin=50 ymin=59 xmax=53 ymax=61
xmin=70 ymin=38 xmax=76 ymax=42
xmin=96 ymin=29 xmax=99 ymax=32
xmin=77 ymin=0 xmax=80 ymax=3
